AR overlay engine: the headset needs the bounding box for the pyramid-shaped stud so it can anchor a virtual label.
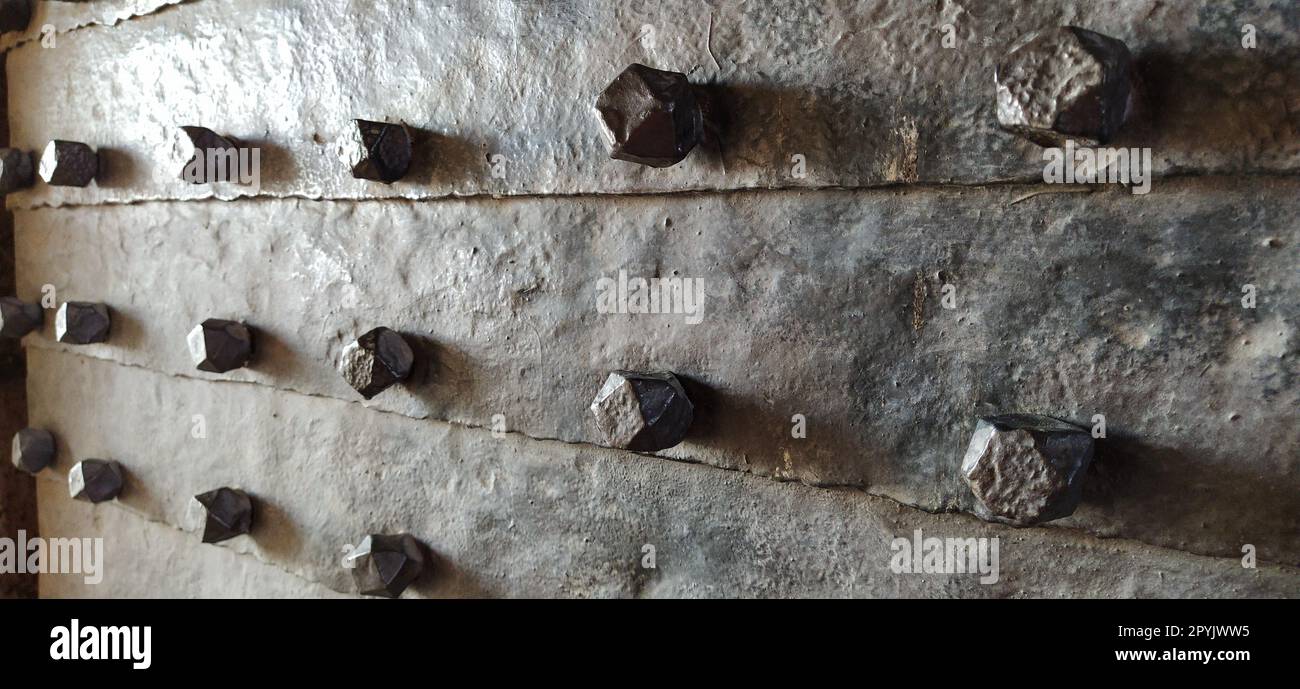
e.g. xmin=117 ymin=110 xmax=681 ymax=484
xmin=343 ymin=534 xmax=425 ymax=598
xmin=595 ymin=64 xmax=704 ymax=168
xmin=187 ymin=318 xmax=254 ymax=373
xmin=55 ymin=301 xmax=110 ymax=344
xmin=68 ymin=459 xmax=124 ymax=503
xmin=0 ymin=297 xmax=42 ymax=338
xmin=590 ymin=370 xmax=694 ymax=451
xmin=39 ymin=140 xmax=99 ymax=187
xmin=12 ymin=428 xmax=55 ymax=475
xmin=346 ymin=120 xmax=413 ymax=183
xmin=192 ymin=487 xmax=254 ymax=543
xmin=338 ymin=327 xmax=414 ymax=399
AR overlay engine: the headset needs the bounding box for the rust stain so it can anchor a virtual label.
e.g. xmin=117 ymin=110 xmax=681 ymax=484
xmin=911 ymin=269 xmax=928 ymax=333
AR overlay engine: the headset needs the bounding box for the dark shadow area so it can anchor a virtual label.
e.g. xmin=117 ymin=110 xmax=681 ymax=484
xmin=242 ymin=324 xmax=306 ymax=383
xmin=406 ymin=126 xmax=481 ymax=189
xmin=1122 ymin=47 xmax=1300 ymax=163
xmin=1085 ymin=431 xmax=1300 ymax=566
xmin=691 ymin=81 xmax=886 ymax=180
xmin=410 ymin=543 xmax=491 ymax=598
xmin=226 ymin=139 xmax=292 ymax=190
xmin=246 ymin=490 xmax=304 ymax=565
xmin=92 ymin=147 xmax=133 ymax=189
xmin=0 ymin=49 xmax=36 ymax=600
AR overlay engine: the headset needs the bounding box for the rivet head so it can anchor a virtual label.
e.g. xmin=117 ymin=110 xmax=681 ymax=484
xmin=994 ymin=26 xmax=1136 ymax=147
xmin=961 ymin=414 xmax=1094 ymax=526
xmin=68 ymin=459 xmax=124 ymax=503
xmin=347 ymin=120 xmax=413 ymax=183
xmin=595 ymin=64 xmax=703 ymax=168
xmin=344 ymin=534 xmax=425 ymax=598
xmin=187 ymin=318 xmax=254 ymax=373
xmin=12 ymin=428 xmax=55 ymax=475
xmin=179 ymin=126 xmax=247 ymax=184
xmin=38 ymin=140 xmax=99 ymax=187
xmin=0 ymin=148 xmax=34 ymax=194
xmin=55 ymin=301 xmax=110 ymax=345
xmin=192 ymin=487 xmax=254 ymax=544
xmin=338 ymin=327 xmax=414 ymax=399
xmin=590 ymin=371 xmax=695 ymax=451
xmin=0 ymin=296 xmax=42 ymax=338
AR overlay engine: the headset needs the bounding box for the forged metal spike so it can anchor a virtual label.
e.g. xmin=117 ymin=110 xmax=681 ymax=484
xmin=55 ymin=301 xmax=110 ymax=344
xmin=338 ymin=327 xmax=414 ymax=399
xmin=188 ymin=318 xmax=254 ymax=373
xmin=595 ymin=63 xmax=703 ymax=168
xmin=0 ymin=296 xmax=42 ymax=338
xmin=38 ymin=140 xmax=98 ymax=187
xmin=0 ymin=0 xmax=30 ymax=35
xmin=994 ymin=26 xmax=1136 ymax=147
xmin=193 ymin=487 xmax=254 ymax=544
xmin=344 ymin=533 xmax=425 ymax=598
xmin=68 ymin=459 xmax=124 ymax=503
xmin=12 ymin=428 xmax=55 ymax=475
xmin=179 ymin=126 xmax=246 ymax=184
xmin=0 ymin=148 xmax=34 ymax=194
xmin=590 ymin=370 xmax=694 ymax=452
xmin=347 ymin=120 xmax=413 ymax=183
xmin=961 ymin=413 xmax=1094 ymax=526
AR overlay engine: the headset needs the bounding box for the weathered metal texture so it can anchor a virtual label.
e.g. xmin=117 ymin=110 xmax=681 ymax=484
xmin=590 ymin=371 xmax=694 ymax=451
xmin=187 ymin=318 xmax=253 ymax=373
xmin=0 ymin=147 xmax=33 ymax=194
xmin=37 ymin=140 xmax=97 ymax=187
xmin=11 ymin=427 xmax=54 ymax=474
xmin=338 ymin=327 xmax=414 ymax=399
xmin=344 ymin=534 xmax=425 ymax=598
xmin=5 ymin=0 xmax=1298 ymax=208
xmin=994 ymin=27 xmax=1136 ymax=147
xmin=26 ymin=351 xmax=1300 ymax=597
xmin=596 ymin=64 xmax=703 ymax=167
xmin=0 ymin=0 xmax=180 ymax=51
xmin=0 ymin=295 xmax=40 ymax=337
xmin=192 ymin=487 xmax=254 ymax=544
xmin=16 ymin=179 xmax=1299 ymax=564
xmin=962 ymin=414 xmax=1094 ymax=526
xmin=178 ymin=126 xmax=245 ymax=184
xmin=54 ymin=301 xmax=109 ymax=344
xmin=39 ymin=494 xmax=346 ymax=598
xmin=68 ymin=458 xmax=123 ymax=503
xmin=347 ymin=120 xmax=413 ymax=183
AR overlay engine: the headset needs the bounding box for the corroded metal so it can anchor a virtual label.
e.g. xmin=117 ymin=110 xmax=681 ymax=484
xmin=994 ymin=26 xmax=1136 ymax=147
xmin=68 ymin=459 xmax=124 ymax=503
xmin=961 ymin=413 xmax=1094 ymax=526
xmin=193 ymin=487 xmax=254 ymax=544
xmin=347 ymin=120 xmax=413 ymax=183
xmin=38 ymin=140 xmax=98 ymax=187
xmin=338 ymin=327 xmax=414 ymax=399
xmin=188 ymin=318 xmax=254 ymax=373
xmin=0 ymin=296 xmax=42 ymax=338
xmin=595 ymin=64 xmax=703 ymax=167
xmin=344 ymin=533 xmax=425 ymax=598
xmin=0 ymin=148 xmax=33 ymax=194
xmin=179 ymin=126 xmax=246 ymax=183
xmin=12 ymin=428 xmax=55 ymax=475
xmin=590 ymin=370 xmax=694 ymax=451
xmin=55 ymin=301 xmax=110 ymax=344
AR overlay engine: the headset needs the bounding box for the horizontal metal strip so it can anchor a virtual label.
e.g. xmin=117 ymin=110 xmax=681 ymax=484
xmin=15 ymin=179 xmax=1299 ymax=563
xmin=5 ymin=0 xmax=1296 ymax=208
xmin=28 ymin=350 xmax=1300 ymax=596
